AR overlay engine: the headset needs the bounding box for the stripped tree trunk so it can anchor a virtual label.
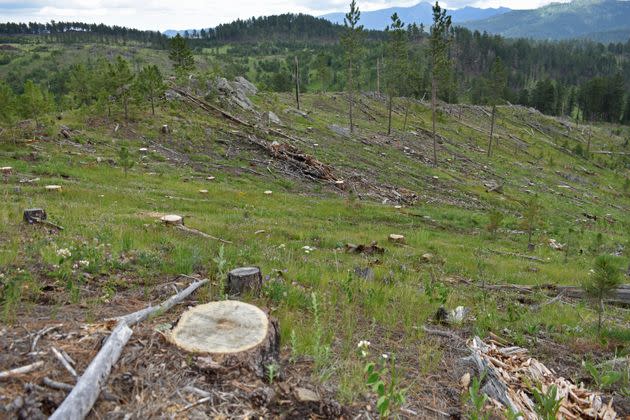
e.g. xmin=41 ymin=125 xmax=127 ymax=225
xmin=432 ymin=76 xmax=438 ymax=167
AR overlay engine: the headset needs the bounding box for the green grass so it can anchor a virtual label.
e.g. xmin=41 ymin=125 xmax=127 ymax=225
xmin=1 ymin=78 xmax=629 ymax=409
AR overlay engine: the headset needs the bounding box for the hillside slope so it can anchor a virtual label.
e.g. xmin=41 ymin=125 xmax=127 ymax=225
xmin=1 ymin=72 xmax=629 ymax=417
xmin=462 ymin=0 xmax=630 ymax=41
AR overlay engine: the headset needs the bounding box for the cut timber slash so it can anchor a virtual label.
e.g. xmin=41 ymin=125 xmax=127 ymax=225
xmin=168 ymin=300 xmax=279 ymax=378
xmin=23 ymin=208 xmax=64 ymax=230
xmin=227 ymin=266 xmax=263 ymax=296
xmin=468 ymin=336 xmax=617 ymax=419
xmin=159 ymin=214 xmax=232 ymax=244
xmin=49 ymin=276 xmax=209 ymax=420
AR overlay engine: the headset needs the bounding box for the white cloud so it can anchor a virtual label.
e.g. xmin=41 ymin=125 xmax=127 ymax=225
xmin=0 ymin=0 xmax=571 ymax=30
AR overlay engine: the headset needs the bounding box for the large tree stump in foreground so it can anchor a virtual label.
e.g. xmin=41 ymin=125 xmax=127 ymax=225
xmin=227 ymin=266 xmax=263 ymax=296
xmin=169 ymin=300 xmax=279 ymax=377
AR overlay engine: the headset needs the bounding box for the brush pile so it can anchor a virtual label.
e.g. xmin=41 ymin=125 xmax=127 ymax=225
xmin=469 ymin=336 xmax=617 ymax=419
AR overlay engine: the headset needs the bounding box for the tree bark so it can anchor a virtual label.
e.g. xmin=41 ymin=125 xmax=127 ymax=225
xmin=403 ymin=99 xmax=409 ymax=131
xmin=294 ymin=56 xmax=300 ymax=111
xmin=487 ymin=105 xmax=496 ymax=157
xmin=387 ymin=95 xmax=393 ymax=135
xmin=348 ymin=62 xmax=354 ymax=134
xmin=227 ymin=266 xmax=263 ymax=296
xmin=432 ymin=76 xmax=438 ymax=167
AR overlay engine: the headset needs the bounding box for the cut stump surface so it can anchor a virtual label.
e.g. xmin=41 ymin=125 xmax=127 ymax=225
xmin=169 ymin=300 xmax=279 ymax=377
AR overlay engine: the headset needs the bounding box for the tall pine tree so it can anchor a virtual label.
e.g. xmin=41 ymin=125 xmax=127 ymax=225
xmin=340 ymin=0 xmax=363 ymax=134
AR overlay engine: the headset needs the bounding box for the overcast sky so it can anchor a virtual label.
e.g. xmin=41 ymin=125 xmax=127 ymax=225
xmin=0 ymin=0 xmax=566 ymax=31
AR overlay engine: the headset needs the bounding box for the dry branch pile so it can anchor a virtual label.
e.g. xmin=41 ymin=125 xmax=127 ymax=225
xmin=469 ymin=336 xmax=617 ymax=419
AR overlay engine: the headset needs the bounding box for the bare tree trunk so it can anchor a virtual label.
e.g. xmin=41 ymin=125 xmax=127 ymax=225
xmin=387 ymin=95 xmax=393 ymax=135
xmin=150 ymin=96 xmax=155 ymax=116
xmin=348 ymin=62 xmax=354 ymax=134
xmin=377 ymin=58 xmax=381 ymax=93
xmin=124 ymin=97 xmax=128 ymax=121
xmin=403 ymin=99 xmax=409 ymax=131
xmin=487 ymin=105 xmax=496 ymax=157
xmin=432 ymin=76 xmax=438 ymax=167
xmin=294 ymin=56 xmax=300 ymax=111
xmin=587 ymin=125 xmax=592 ymax=155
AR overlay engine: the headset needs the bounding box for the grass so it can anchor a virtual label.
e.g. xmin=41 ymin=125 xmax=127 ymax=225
xmin=1 ymin=69 xmax=629 ymax=413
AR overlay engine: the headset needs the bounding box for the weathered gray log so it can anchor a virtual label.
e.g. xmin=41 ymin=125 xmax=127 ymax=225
xmin=226 ymin=266 xmax=263 ymax=296
xmin=117 ymin=277 xmax=209 ymax=326
xmin=49 ymin=323 xmax=132 ymax=420
xmin=50 ymin=277 xmax=209 ymax=420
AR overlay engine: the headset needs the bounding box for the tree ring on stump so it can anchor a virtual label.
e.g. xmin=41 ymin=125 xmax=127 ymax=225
xmin=170 ymin=301 xmax=268 ymax=353
xmin=161 ymin=214 xmax=183 ymax=225
xmin=169 ymin=301 xmax=279 ymax=377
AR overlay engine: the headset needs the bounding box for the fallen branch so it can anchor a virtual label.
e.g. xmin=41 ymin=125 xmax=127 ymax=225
xmin=50 ymin=277 xmax=209 ymax=420
xmin=487 ymin=249 xmax=546 ymax=262
xmin=31 ymin=323 xmax=63 ymax=352
xmin=32 ymin=216 xmax=65 ymax=231
xmin=0 ymin=361 xmax=44 ymax=380
xmin=175 ymin=224 xmax=232 ymax=244
xmin=51 ymin=347 xmax=78 ymax=378
xmin=177 ymin=396 xmax=212 ymax=414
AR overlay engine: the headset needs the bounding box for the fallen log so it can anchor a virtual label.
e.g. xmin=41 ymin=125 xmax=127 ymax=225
xmin=50 ymin=277 xmax=209 ymax=420
xmin=487 ymin=249 xmax=546 ymax=262
xmin=482 ymin=283 xmax=630 ymax=306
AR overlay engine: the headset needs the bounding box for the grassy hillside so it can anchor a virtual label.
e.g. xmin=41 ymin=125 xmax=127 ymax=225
xmin=463 ymin=0 xmax=630 ymax=42
xmin=1 ymin=52 xmax=629 ymax=416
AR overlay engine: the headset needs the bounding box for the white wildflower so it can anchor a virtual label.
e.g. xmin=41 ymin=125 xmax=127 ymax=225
xmin=78 ymin=260 xmax=90 ymax=267
xmin=56 ymin=248 xmax=71 ymax=258
xmin=357 ymin=340 xmax=371 ymax=349
xmin=381 ymin=353 xmax=389 ymax=360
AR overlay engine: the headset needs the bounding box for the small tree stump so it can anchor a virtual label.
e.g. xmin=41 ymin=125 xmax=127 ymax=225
xmin=161 ymin=214 xmax=183 ymax=225
xmin=227 ymin=267 xmax=263 ymax=296
xmin=1 ymin=166 xmax=12 ymax=174
xmin=199 ymin=189 xmax=208 ymax=194
xmin=23 ymin=208 xmax=47 ymax=224
xmin=45 ymin=185 xmax=62 ymax=192
xmin=169 ymin=301 xmax=279 ymax=377
xmin=388 ymin=234 xmax=405 ymax=244
xmin=161 ymin=124 xmax=170 ymax=134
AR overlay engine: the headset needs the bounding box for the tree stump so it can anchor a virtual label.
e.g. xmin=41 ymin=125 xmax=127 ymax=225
xmin=161 ymin=124 xmax=170 ymax=134
xmin=45 ymin=185 xmax=62 ymax=192
xmin=169 ymin=301 xmax=279 ymax=377
xmin=1 ymin=166 xmax=12 ymax=175
xmin=23 ymin=208 xmax=47 ymax=224
xmin=227 ymin=267 xmax=263 ymax=296
xmin=388 ymin=233 xmax=405 ymax=244
xmin=160 ymin=214 xmax=183 ymax=225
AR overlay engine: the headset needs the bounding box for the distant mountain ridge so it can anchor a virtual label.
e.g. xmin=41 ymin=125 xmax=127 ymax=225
xmin=461 ymin=0 xmax=630 ymax=42
xmin=320 ymin=2 xmax=511 ymax=30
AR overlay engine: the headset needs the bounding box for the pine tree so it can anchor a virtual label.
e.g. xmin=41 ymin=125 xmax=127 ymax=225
xmin=169 ymin=34 xmax=195 ymax=75
xmin=340 ymin=0 xmax=363 ymax=134
xmin=108 ymin=56 xmax=134 ymax=120
xmin=385 ymin=13 xmax=408 ymax=136
xmin=429 ymin=1 xmax=452 ymax=166
xmin=136 ymin=65 xmax=165 ymax=115
xmin=0 ymin=81 xmax=16 ymax=126
xmin=19 ymin=80 xmax=52 ymax=125
xmin=582 ymin=255 xmax=621 ymax=332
